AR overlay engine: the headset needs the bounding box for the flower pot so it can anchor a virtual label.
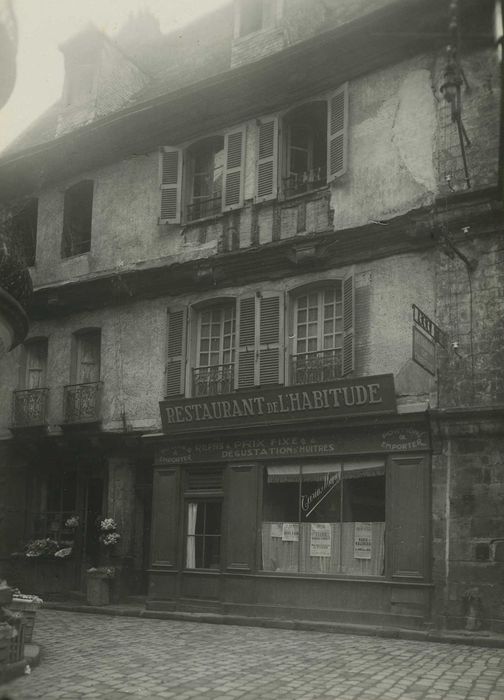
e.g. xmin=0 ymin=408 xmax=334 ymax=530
xmin=86 ymin=574 xmax=112 ymax=606
xmin=9 ymin=598 xmax=42 ymax=644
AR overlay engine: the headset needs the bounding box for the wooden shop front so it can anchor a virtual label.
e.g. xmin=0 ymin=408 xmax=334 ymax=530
xmin=147 ymin=375 xmax=432 ymax=628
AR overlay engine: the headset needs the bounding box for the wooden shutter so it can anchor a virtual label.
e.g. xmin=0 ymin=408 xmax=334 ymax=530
xmin=166 ymin=307 xmax=187 ymax=396
xmin=327 ymin=83 xmax=349 ymax=183
xmin=236 ymin=296 xmax=256 ymax=389
xmin=255 ymin=117 xmax=278 ymax=203
xmin=342 ymin=272 xmax=354 ymax=376
xmin=159 ymin=147 xmax=182 ymax=224
xmin=259 ymin=292 xmax=284 ymax=385
xmin=223 ymin=127 xmax=246 ymax=212
xmin=236 ymin=292 xmax=284 ymax=388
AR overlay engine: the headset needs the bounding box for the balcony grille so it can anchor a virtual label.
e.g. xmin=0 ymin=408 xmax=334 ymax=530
xmin=186 ymin=195 xmax=222 ymax=222
xmin=63 ymin=382 xmax=102 ymax=424
xmin=283 ymin=168 xmax=326 ymax=198
xmin=12 ymin=388 xmax=49 ymax=428
xmin=291 ymin=349 xmax=342 ymax=386
xmin=192 ymin=364 xmax=234 ymax=397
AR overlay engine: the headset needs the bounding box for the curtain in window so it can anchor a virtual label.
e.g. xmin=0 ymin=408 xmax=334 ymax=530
xmin=186 ymin=503 xmax=198 ymax=569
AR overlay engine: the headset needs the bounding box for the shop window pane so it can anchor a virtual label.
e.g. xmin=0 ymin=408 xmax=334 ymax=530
xmin=186 ymin=501 xmax=222 ymax=570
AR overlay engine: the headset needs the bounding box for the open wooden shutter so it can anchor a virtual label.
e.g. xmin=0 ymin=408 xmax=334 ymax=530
xmin=166 ymin=307 xmax=187 ymax=396
xmin=159 ymin=147 xmax=182 ymax=224
xmin=259 ymin=292 xmax=284 ymax=385
xmin=236 ymin=296 xmax=256 ymax=389
xmin=236 ymin=292 xmax=284 ymax=388
xmin=223 ymin=127 xmax=246 ymax=212
xmin=342 ymin=271 xmax=354 ymax=376
xmin=255 ymin=117 xmax=278 ymax=203
xmin=327 ymin=83 xmax=349 ymax=183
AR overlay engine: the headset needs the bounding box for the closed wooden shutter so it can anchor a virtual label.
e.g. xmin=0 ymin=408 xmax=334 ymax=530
xmin=159 ymin=147 xmax=183 ymax=224
xmin=327 ymin=83 xmax=349 ymax=183
xmin=342 ymin=272 xmax=354 ymax=376
xmin=166 ymin=307 xmax=187 ymax=396
xmin=255 ymin=117 xmax=278 ymax=203
xmin=236 ymin=296 xmax=256 ymax=389
xmin=236 ymin=292 xmax=284 ymax=388
xmin=223 ymin=127 xmax=246 ymax=212
xmin=259 ymin=292 xmax=284 ymax=385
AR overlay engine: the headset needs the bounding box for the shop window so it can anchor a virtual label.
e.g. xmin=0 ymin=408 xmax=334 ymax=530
xmin=72 ymin=329 xmax=101 ymax=384
xmin=255 ymin=85 xmax=348 ymax=203
xmin=32 ymin=472 xmax=78 ymax=544
xmin=261 ymin=461 xmax=385 ymax=576
xmin=186 ymin=501 xmax=222 ymax=569
xmin=186 ymin=137 xmax=224 ymax=222
xmin=290 ymin=277 xmax=354 ymax=384
xmin=61 ymin=180 xmax=93 ymax=257
xmin=21 ymin=338 xmax=48 ymax=389
xmin=193 ymin=302 xmax=236 ymax=396
xmin=159 ymin=128 xmax=245 ymax=224
xmin=12 ymin=199 xmax=38 ymax=267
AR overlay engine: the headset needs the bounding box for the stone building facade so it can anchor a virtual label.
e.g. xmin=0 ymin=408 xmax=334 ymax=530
xmin=0 ymin=0 xmax=502 ymax=631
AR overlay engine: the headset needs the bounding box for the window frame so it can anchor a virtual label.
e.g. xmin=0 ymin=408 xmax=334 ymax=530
xmin=61 ymin=179 xmax=94 ymax=258
xmin=185 ymin=498 xmax=223 ymax=571
xmin=184 ymin=136 xmax=225 ymax=224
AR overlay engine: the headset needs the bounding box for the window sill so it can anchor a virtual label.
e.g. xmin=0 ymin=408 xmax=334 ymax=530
xmin=280 ymin=185 xmax=329 ymax=204
xmin=60 ymin=251 xmax=90 ymax=261
xmin=183 ymin=212 xmax=225 ymax=227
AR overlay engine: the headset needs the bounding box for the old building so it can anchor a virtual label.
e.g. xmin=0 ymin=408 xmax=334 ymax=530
xmin=0 ymin=0 xmax=502 ymax=632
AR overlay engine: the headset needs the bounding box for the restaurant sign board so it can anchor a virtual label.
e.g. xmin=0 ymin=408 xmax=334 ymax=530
xmin=159 ymin=374 xmax=396 ymax=434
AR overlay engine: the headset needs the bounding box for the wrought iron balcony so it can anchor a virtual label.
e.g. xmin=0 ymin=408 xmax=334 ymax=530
xmin=12 ymin=387 xmax=49 ymax=428
xmin=283 ymin=168 xmax=326 ymax=199
xmin=192 ymin=364 xmax=234 ymax=397
xmin=291 ymin=349 xmax=342 ymax=386
xmin=63 ymin=381 xmax=103 ymax=424
xmin=186 ymin=195 xmax=222 ymax=222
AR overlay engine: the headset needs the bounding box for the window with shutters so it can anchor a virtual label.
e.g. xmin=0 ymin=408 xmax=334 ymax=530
xmin=193 ymin=302 xmax=236 ymax=397
xmin=186 ymin=136 xmax=224 ymax=222
xmin=282 ymin=101 xmax=327 ymax=198
xmin=22 ymin=338 xmax=48 ymax=389
xmin=289 ymin=276 xmax=354 ymax=385
xmin=61 ymin=180 xmax=93 ymax=258
xmin=12 ymin=199 xmax=38 ymax=267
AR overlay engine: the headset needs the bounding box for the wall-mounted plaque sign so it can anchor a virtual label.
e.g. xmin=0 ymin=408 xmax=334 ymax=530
xmin=412 ymin=326 xmax=436 ymax=376
xmin=159 ymin=374 xmax=396 ymax=434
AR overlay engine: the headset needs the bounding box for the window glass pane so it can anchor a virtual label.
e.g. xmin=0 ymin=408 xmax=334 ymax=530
xmin=186 ymin=501 xmax=221 ymax=569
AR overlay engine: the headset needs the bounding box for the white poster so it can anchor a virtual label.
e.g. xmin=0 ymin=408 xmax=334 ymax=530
xmin=310 ymin=523 xmax=331 ymax=557
xmin=282 ymin=523 xmax=299 ymax=542
xmin=271 ymin=523 xmax=283 ymax=539
xmin=354 ymin=522 xmax=372 ymax=559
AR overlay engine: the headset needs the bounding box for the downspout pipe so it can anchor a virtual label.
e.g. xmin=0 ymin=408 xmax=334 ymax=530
xmin=495 ymin=0 xmax=504 ymax=202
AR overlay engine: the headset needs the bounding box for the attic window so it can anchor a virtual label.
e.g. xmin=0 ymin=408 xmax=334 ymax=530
xmin=61 ymin=180 xmax=94 ymax=258
xmin=66 ymin=63 xmax=94 ymax=106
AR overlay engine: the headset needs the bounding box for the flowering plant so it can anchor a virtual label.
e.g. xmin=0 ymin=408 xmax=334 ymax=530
xmin=98 ymin=517 xmax=120 ymax=547
xmin=65 ymin=515 xmax=79 ymax=529
xmin=87 ymin=566 xmax=115 ymax=578
xmin=99 ymin=518 xmax=117 ymax=532
xmin=24 ymin=538 xmax=59 ymax=558
xmin=54 ymin=547 xmax=73 ymax=558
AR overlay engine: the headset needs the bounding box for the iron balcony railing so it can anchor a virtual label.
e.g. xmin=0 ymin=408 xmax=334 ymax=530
xmin=192 ymin=364 xmax=234 ymax=397
xmin=12 ymin=387 xmax=49 ymax=428
xmin=63 ymin=381 xmax=103 ymax=424
xmin=291 ymin=349 xmax=342 ymax=386
xmin=283 ymin=168 xmax=326 ymax=199
xmin=186 ymin=195 xmax=222 ymax=222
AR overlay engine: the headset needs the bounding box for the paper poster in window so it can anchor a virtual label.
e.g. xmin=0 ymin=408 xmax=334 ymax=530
xmin=354 ymin=522 xmax=372 ymax=559
xmin=310 ymin=523 xmax=331 ymax=557
xmin=271 ymin=523 xmax=283 ymax=539
xmin=282 ymin=523 xmax=299 ymax=542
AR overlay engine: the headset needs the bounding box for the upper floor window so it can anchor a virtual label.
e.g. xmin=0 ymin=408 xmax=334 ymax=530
xmin=186 ymin=137 xmax=224 ymax=222
xmin=283 ymin=102 xmax=327 ymax=198
xmin=62 ymin=180 xmax=94 ymax=258
xmin=72 ymin=329 xmax=101 ymax=384
xmin=12 ymin=199 xmax=38 ymax=267
xmin=193 ymin=303 xmax=236 ymax=397
xmin=236 ymin=0 xmax=279 ymax=38
xmin=21 ymin=338 xmax=48 ymax=389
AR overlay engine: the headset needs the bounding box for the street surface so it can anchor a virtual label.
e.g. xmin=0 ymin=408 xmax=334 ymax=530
xmin=1 ymin=610 xmax=504 ymax=699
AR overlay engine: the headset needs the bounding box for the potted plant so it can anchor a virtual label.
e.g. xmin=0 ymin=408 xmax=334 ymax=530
xmin=8 ymin=592 xmax=43 ymax=644
xmin=86 ymin=567 xmax=115 ymax=606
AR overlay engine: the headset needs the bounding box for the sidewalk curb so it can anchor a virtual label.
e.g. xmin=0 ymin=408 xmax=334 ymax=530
xmin=43 ymin=602 xmax=504 ymax=649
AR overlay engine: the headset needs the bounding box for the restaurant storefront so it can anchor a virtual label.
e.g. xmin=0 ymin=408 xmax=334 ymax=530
xmin=147 ymin=375 xmax=432 ymax=629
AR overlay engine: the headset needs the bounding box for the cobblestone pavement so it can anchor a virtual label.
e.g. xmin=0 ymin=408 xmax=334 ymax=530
xmin=2 ymin=610 xmax=504 ymax=700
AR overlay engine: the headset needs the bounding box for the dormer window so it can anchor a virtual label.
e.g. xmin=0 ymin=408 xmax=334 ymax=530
xmin=236 ymin=0 xmax=280 ymax=38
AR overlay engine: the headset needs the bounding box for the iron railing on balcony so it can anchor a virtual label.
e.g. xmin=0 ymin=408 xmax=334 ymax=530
xmin=12 ymin=387 xmax=49 ymax=428
xmin=192 ymin=364 xmax=234 ymax=397
xmin=283 ymin=168 xmax=326 ymax=199
xmin=291 ymin=349 xmax=342 ymax=386
xmin=186 ymin=195 xmax=222 ymax=222
xmin=63 ymin=381 xmax=103 ymax=424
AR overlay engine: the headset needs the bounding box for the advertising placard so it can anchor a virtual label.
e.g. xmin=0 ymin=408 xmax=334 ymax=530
xmin=310 ymin=523 xmax=332 ymax=557
xmin=354 ymin=522 xmax=372 ymax=559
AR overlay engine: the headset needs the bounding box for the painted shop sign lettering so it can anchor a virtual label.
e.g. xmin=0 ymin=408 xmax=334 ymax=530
xmin=301 ymin=472 xmax=340 ymax=518
xmin=159 ymin=375 xmax=396 ymax=434
xmin=380 ymin=428 xmax=429 ymax=452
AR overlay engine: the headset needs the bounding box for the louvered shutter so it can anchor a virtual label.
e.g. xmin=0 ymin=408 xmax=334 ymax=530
xmin=327 ymin=83 xmax=349 ymax=183
xmin=342 ymin=272 xmax=354 ymax=376
xmin=223 ymin=127 xmax=246 ymax=212
xmin=236 ymin=296 xmax=256 ymax=389
xmin=255 ymin=117 xmax=278 ymax=203
xmin=166 ymin=307 xmax=187 ymax=396
xmin=159 ymin=147 xmax=183 ymax=224
xmin=259 ymin=292 xmax=284 ymax=385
